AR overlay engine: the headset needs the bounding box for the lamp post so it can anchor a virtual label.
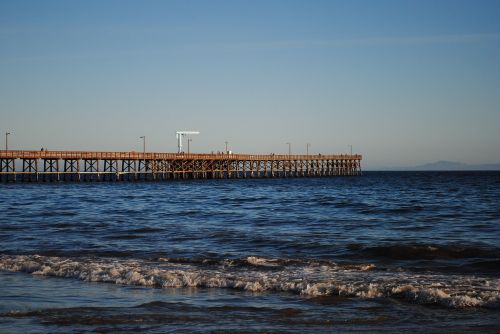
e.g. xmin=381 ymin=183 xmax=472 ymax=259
xmin=286 ymin=142 xmax=291 ymax=156
xmin=225 ymin=140 xmax=228 ymax=154
xmin=5 ymin=132 xmax=11 ymax=151
xmin=306 ymin=143 xmax=310 ymax=156
xmin=140 ymin=136 xmax=146 ymax=171
xmin=187 ymin=138 xmax=192 ymax=155
xmin=348 ymin=145 xmax=352 ymax=155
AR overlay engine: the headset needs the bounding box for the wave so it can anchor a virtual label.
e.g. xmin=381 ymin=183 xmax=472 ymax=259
xmin=1 ymin=254 xmax=499 ymax=309
xmin=103 ymin=234 xmax=144 ymax=240
xmin=126 ymin=227 xmax=164 ymax=234
xmin=356 ymin=244 xmax=500 ymax=260
xmin=1 ymin=302 xmax=381 ymax=328
xmin=360 ymin=205 xmax=426 ymax=215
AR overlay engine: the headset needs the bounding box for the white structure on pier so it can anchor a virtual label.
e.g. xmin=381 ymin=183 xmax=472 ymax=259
xmin=176 ymin=131 xmax=200 ymax=153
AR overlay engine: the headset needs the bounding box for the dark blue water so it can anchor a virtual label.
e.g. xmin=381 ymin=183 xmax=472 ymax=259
xmin=1 ymin=172 xmax=499 ymax=332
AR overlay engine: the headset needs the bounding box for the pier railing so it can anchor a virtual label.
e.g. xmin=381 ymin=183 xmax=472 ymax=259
xmin=0 ymin=150 xmax=361 ymax=161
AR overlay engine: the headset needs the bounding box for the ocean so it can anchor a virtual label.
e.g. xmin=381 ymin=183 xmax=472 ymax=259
xmin=0 ymin=172 xmax=499 ymax=333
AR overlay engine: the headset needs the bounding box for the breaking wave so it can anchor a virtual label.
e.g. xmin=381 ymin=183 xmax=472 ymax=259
xmin=1 ymin=254 xmax=498 ymax=309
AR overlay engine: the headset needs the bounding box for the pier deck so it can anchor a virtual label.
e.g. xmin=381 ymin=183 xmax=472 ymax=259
xmin=0 ymin=150 xmax=362 ymax=182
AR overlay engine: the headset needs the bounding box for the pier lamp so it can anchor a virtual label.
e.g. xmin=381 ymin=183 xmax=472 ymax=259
xmin=140 ymin=136 xmax=146 ymax=171
xmin=187 ymin=138 xmax=192 ymax=155
xmin=306 ymin=143 xmax=310 ymax=156
xmin=286 ymin=142 xmax=291 ymax=156
xmin=225 ymin=140 xmax=229 ymax=154
xmin=348 ymin=145 xmax=353 ymax=155
xmin=5 ymin=132 xmax=11 ymax=151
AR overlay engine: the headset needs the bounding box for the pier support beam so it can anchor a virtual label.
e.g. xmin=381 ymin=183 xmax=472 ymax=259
xmin=63 ymin=159 xmax=79 ymax=181
xmin=103 ymin=159 xmax=119 ymax=181
xmin=83 ymin=159 xmax=99 ymax=181
xmin=121 ymin=159 xmax=135 ymax=181
xmin=0 ymin=158 xmax=16 ymax=182
xmin=42 ymin=159 xmax=59 ymax=182
xmin=22 ymin=158 xmax=38 ymax=182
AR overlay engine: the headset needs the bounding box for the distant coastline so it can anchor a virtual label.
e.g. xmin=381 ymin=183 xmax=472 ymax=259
xmin=372 ymin=160 xmax=500 ymax=171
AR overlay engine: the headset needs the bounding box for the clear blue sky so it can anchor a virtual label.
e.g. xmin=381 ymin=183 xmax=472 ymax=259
xmin=1 ymin=0 xmax=499 ymax=169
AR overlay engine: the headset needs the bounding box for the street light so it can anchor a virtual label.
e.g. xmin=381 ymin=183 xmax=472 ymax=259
xmin=5 ymin=132 xmax=11 ymax=151
xmin=348 ymin=144 xmax=353 ymax=155
xmin=286 ymin=142 xmax=291 ymax=156
xmin=187 ymin=138 xmax=192 ymax=155
xmin=140 ymin=136 xmax=146 ymax=171
xmin=225 ymin=140 xmax=228 ymax=154
xmin=306 ymin=143 xmax=310 ymax=156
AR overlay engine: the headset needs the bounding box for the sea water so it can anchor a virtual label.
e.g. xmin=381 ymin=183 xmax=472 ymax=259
xmin=0 ymin=172 xmax=499 ymax=333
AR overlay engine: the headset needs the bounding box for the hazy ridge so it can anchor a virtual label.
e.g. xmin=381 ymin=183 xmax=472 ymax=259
xmin=382 ymin=161 xmax=500 ymax=171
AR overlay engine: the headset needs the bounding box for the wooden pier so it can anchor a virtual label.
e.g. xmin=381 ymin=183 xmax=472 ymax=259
xmin=0 ymin=150 xmax=362 ymax=182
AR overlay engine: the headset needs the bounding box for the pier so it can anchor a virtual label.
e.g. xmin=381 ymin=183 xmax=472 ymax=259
xmin=0 ymin=150 xmax=362 ymax=182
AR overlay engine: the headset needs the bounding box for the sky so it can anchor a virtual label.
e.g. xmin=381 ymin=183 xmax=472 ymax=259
xmin=1 ymin=0 xmax=499 ymax=169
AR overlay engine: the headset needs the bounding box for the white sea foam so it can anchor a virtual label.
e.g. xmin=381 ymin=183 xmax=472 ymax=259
xmin=246 ymin=256 xmax=280 ymax=267
xmin=1 ymin=254 xmax=499 ymax=309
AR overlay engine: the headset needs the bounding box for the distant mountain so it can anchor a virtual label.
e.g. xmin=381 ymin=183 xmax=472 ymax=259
xmin=404 ymin=160 xmax=500 ymax=171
